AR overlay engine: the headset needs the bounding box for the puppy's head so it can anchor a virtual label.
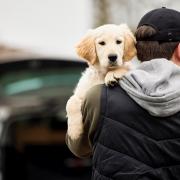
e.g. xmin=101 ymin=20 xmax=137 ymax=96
xmin=76 ymin=24 xmax=136 ymax=68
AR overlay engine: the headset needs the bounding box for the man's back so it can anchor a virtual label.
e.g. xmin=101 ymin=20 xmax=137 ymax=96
xmin=92 ymin=84 xmax=180 ymax=180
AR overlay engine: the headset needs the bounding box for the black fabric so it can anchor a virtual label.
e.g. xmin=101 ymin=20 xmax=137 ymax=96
xmin=137 ymin=7 xmax=180 ymax=42
xmin=92 ymin=85 xmax=180 ymax=180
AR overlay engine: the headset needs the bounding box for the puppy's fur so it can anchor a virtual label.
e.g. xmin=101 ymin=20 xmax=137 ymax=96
xmin=66 ymin=24 xmax=136 ymax=140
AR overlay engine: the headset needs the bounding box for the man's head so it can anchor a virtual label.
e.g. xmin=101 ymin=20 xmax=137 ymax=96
xmin=135 ymin=7 xmax=180 ymax=63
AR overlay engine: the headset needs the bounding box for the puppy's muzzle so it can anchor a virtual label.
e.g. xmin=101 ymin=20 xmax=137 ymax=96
xmin=108 ymin=54 xmax=118 ymax=65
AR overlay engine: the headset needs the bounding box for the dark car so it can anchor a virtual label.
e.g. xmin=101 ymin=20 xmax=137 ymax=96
xmin=0 ymin=58 xmax=91 ymax=180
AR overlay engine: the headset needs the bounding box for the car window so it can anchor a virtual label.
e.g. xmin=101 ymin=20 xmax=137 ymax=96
xmin=0 ymin=68 xmax=82 ymax=96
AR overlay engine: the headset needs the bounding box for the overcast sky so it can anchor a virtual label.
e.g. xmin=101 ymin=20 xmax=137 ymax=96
xmin=0 ymin=0 xmax=92 ymax=59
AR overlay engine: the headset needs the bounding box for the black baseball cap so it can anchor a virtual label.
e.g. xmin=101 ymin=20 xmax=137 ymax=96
xmin=137 ymin=7 xmax=180 ymax=42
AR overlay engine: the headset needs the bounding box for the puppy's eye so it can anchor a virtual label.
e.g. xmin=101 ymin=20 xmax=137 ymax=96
xmin=99 ymin=41 xmax=106 ymax=45
xmin=116 ymin=40 xmax=122 ymax=44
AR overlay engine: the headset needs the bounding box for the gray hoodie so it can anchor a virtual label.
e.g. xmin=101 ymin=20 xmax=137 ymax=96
xmin=120 ymin=58 xmax=180 ymax=117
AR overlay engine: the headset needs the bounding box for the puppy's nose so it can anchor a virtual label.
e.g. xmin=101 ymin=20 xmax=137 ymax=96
xmin=108 ymin=54 xmax=117 ymax=62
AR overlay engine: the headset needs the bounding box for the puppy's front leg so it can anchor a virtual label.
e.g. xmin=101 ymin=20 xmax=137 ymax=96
xmin=105 ymin=67 xmax=129 ymax=86
xmin=66 ymin=95 xmax=83 ymax=140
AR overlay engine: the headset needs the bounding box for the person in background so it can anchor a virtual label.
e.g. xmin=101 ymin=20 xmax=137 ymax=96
xmin=66 ymin=7 xmax=180 ymax=180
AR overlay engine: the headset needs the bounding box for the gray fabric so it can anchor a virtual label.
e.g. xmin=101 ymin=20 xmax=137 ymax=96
xmin=120 ymin=58 xmax=180 ymax=117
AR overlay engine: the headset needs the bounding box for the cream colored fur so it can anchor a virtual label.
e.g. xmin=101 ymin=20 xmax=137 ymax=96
xmin=66 ymin=24 xmax=136 ymax=140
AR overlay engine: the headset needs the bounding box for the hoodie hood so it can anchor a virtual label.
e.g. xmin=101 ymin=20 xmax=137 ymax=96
xmin=119 ymin=58 xmax=180 ymax=117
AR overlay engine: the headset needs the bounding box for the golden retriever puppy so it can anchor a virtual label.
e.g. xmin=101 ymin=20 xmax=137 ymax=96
xmin=66 ymin=24 xmax=136 ymax=140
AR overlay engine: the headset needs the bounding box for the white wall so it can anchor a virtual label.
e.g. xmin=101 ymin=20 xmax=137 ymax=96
xmin=0 ymin=0 xmax=180 ymax=59
xmin=0 ymin=0 xmax=92 ymax=58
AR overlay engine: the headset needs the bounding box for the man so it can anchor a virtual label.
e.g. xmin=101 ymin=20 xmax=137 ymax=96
xmin=66 ymin=7 xmax=180 ymax=179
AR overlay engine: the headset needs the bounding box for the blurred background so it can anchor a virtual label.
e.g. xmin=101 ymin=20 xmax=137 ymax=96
xmin=0 ymin=0 xmax=180 ymax=180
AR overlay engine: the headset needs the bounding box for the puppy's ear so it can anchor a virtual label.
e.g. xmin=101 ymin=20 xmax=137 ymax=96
xmin=120 ymin=24 xmax=137 ymax=61
xmin=75 ymin=30 xmax=97 ymax=65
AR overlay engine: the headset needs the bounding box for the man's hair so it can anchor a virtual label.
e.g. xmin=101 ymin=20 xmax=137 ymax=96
xmin=135 ymin=25 xmax=179 ymax=62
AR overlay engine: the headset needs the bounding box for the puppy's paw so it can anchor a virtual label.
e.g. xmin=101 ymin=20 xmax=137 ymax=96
xmin=105 ymin=68 xmax=129 ymax=86
xmin=105 ymin=71 xmax=118 ymax=86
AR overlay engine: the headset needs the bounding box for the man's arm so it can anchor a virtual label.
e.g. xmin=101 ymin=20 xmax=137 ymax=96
xmin=65 ymin=84 xmax=103 ymax=158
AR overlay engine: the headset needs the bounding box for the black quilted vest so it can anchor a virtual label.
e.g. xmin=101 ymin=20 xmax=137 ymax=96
xmin=92 ymin=85 xmax=180 ymax=180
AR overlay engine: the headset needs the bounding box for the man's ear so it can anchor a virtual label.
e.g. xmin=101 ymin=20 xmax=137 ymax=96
xmin=172 ymin=43 xmax=180 ymax=65
xmin=120 ymin=24 xmax=137 ymax=61
xmin=177 ymin=43 xmax=180 ymax=57
xmin=175 ymin=43 xmax=180 ymax=58
xmin=75 ymin=30 xmax=97 ymax=65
